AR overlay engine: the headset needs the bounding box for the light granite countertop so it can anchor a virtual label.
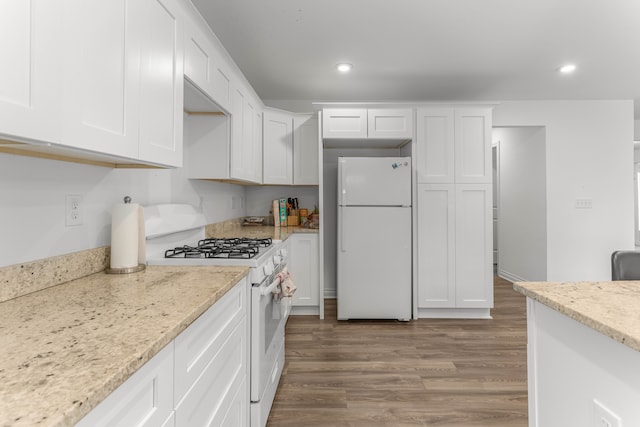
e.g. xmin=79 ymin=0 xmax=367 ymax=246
xmin=206 ymin=224 xmax=319 ymax=241
xmin=513 ymin=281 xmax=640 ymax=353
xmin=0 ymin=265 xmax=249 ymax=427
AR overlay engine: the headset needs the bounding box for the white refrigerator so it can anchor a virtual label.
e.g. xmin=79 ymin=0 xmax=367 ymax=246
xmin=337 ymin=156 xmax=412 ymax=321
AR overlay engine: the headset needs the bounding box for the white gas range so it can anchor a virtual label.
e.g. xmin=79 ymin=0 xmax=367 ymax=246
xmin=144 ymin=204 xmax=290 ymax=427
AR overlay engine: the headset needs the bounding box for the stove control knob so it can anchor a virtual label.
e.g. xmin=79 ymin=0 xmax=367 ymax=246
xmin=273 ymin=255 xmax=282 ymax=265
xmin=279 ymin=248 xmax=288 ymax=259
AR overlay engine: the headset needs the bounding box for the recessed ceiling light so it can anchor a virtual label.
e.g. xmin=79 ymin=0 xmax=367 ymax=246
xmin=337 ymin=63 xmax=352 ymax=73
xmin=559 ymin=64 xmax=577 ymax=74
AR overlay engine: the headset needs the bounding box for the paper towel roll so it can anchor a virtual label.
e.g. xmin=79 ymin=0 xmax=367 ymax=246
xmin=110 ymin=202 xmax=140 ymax=269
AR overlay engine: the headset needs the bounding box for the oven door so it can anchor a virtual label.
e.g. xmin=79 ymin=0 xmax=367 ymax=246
xmin=250 ymin=268 xmax=289 ymax=403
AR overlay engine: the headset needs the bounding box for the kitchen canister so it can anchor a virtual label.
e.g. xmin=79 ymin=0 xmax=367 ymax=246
xmin=106 ymin=196 xmax=146 ymax=274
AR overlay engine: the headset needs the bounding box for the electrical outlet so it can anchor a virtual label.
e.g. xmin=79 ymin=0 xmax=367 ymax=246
xmin=65 ymin=195 xmax=83 ymax=226
xmin=593 ymin=399 xmax=621 ymax=427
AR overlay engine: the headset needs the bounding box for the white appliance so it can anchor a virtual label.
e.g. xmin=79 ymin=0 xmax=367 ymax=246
xmin=143 ymin=204 xmax=290 ymax=427
xmin=337 ymin=157 xmax=412 ymax=321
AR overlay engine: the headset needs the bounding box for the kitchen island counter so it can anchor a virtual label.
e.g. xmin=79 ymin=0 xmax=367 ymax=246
xmin=513 ymin=280 xmax=640 ymax=352
xmin=514 ymin=280 xmax=640 ymax=425
xmin=0 ymin=265 xmax=249 ymax=427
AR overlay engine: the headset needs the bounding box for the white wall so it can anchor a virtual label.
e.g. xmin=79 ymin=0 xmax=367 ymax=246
xmin=493 ymin=127 xmax=547 ymax=282
xmin=635 ymin=119 xmax=640 ymax=140
xmin=493 ymin=100 xmax=634 ymax=281
xmin=0 ymin=153 xmax=247 ymax=267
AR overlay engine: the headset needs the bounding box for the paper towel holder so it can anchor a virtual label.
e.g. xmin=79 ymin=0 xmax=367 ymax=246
xmin=106 ymin=196 xmax=147 ymax=275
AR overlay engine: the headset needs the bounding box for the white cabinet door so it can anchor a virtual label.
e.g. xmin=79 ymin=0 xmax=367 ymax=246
xmin=416 ymin=107 xmax=491 ymax=184
xmin=0 ymin=1 xmax=62 ymax=144
xmin=62 ymin=0 xmax=183 ymax=167
xmin=293 ymin=114 xmax=319 ymax=185
xmin=417 ymin=184 xmax=455 ymax=308
xmin=62 ymin=0 xmax=139 ymax=159
xmin=211 ymin=48 xmax=233 ymax=112
xmin=174 ymin=280 xmax=247 ymax=404
xmin=229 ymin=83 xmax=261 ymax=183
xmin=75 ymin=343 xmax=175 ymax=427
xmin=454 ymin=109 xmax=492 ymax=183
xmin=455 ymin=184 xmax=493 ymax=307
xmin=367 ymin=108 xmax=413 ymax=139
xmin=322 ymin=108 xmax=367 ymax=139
xmin=263 ymin=109 xmax=293 ymax=185
xmin=289 ymin=234 xmax=319 ymax=307
xmin=416 ymin=108 xmax=455 ymax=183
xmin=135 ymin=0 xmax=184 ymax=167
xmin=184 ymin=17 xmax=216 ymax=100
xmin=174 ymin=318 xmax=248 ymax=427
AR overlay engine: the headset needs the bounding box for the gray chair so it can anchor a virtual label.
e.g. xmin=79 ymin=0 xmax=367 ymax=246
xmin=611 ymin=250 xmax=640 ymax=280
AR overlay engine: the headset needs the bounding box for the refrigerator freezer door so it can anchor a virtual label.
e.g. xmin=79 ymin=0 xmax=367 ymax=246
xmin=338 ymin=157 xmax=411 ymax=207
xmin=337 ymin=206 xmax=411 ymax=320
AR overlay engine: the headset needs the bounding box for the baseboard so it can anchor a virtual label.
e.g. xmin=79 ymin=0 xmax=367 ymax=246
xmin=324 ymin=289 xmax=337 ymax=299
xmin=498 ymin=269 xmax=528 ymax=283
xmin=290 ymin=306 xmax=320 ymax=316
xmin=417 ymin=307 xmax=492 ymax=319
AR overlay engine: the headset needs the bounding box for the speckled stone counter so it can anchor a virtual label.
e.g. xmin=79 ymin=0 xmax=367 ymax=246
xmin=513 ymin=281 xmax=640 ymax=352
xmin=0 ymin=265 xmax=249 ymax=427
xmin=206 ymin=224 xmax=319 ymax=241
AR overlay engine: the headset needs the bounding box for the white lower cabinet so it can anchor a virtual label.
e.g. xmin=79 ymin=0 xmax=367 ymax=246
xmin=289 ymin=234 xmax=320 ymax=313
xmin=417 ymin=183 xmax=493 ymax=316
xmin=75 ymin=342 xmax=175 ymax=427
xmin=75 ymin=277 xmax=249 ymax=427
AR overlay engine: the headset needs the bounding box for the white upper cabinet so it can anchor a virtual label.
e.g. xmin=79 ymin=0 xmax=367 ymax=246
xmin=183 ymin=12 xmax=232 ymax=112
xmin=293 ymin=114 xmax=319 ymax=185
xmin=61 ymin=0 xmax=184 ymax=167
xmin=416 ymin=107 xmax=491 ymax=184
xmin=135 ymin=0 xmax=184 ymax=167
xmin=322 ymin=108 xmax=412 ymax=142
xmin=229 ymin=82 xmax=262 ymax=183
xmin=367 ymin=109 xmax=413 ymax=139
xmin=454 ymin=109 xmax=492 ymax=183
xmin=263 ymin=109 xmax=293 ymax=185
xmin=0 ymin=1 xmax=63 ymax=144
xmin=322 ymin=108 xmax=368 ymax=139
xmin=62 ymin=0 xmax=139 ymax=160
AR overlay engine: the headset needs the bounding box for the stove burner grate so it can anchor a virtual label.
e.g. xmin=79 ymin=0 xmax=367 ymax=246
xmin=164 ymin=237 xmax=272 ymax=259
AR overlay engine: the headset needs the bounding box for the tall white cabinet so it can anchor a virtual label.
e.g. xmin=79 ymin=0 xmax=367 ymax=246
xmin=416 ymin=107 xmax=493 ymax=318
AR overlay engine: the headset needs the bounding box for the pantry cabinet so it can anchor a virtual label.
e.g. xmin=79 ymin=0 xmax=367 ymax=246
xmin=322 ymin=108 xmax=412 ymax=141
xmin=416 ymin=107 xmax=491 ymax=184
xmin=0 ymin=1 xmax=63 ymax=145
xmin=289 ymin=234 xmax=320 ymax=312
xmin=76 ymin=278 xmax=249 ymax=427
xmin=62 ymin=0 xmax=184 ymax=167
xmin=417 ymin=183 xmax=493 ymax=315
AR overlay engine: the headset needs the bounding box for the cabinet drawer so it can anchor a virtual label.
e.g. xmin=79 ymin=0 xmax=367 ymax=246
xmin=75 ymin=343 xmax=174 ymax=427
xmin=174 ymin=278 xmax=248 ymax=404
xmin=175 ymin=318 xmax=248 ymax=426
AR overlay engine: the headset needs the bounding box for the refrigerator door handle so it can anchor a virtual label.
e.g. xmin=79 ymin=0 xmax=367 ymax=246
xmin=338 ymin=158 xmax=346 ymax=206
xmin=339 ymin=208 xmax=346 ymax=253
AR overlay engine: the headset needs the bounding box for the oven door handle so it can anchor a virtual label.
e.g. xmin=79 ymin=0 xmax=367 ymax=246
xmin=260 ymin=274 xmax=281 ymax=296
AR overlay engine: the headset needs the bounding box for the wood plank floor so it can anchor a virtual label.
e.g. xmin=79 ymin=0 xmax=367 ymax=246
xmin=267 ymin=276 xmax=528 ymax=427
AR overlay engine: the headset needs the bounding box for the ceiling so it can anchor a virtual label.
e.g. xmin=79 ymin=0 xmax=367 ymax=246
xmin=192 ymin=0 xmax=640 ymax=118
